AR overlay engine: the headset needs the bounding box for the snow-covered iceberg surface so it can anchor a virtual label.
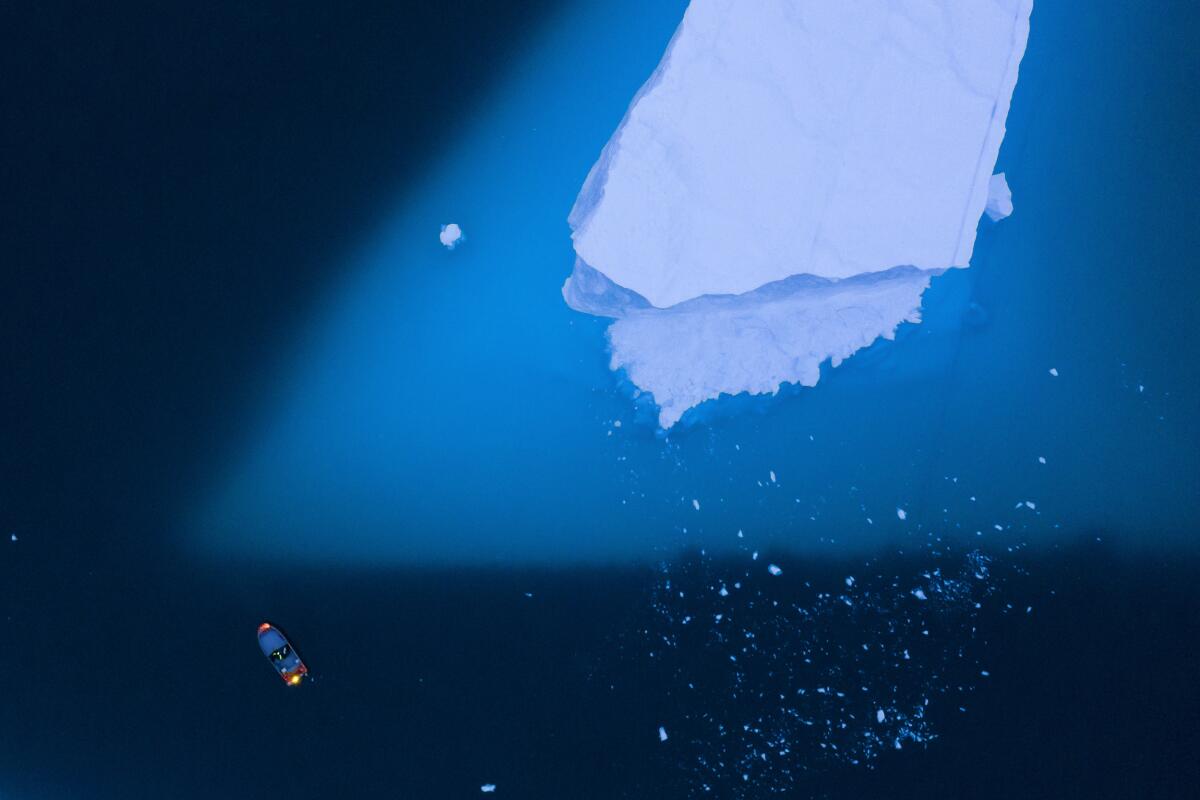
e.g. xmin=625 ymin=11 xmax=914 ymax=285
xmin=565 ymin=0 xmax=1033 ymax=427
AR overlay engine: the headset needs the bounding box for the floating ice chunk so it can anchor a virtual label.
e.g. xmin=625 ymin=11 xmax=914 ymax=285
xmin=1049 ymin=367 xmax=1059 ymax=377
xmin=985 ymin=173 xmax=1014 ymax=221
xmin=692 ymin=498 xmax=700 ymax=511
xmin=769 ymin=470 xmax=777 ymax=484
xmin=912 ymin=588 xmax=928 ymax=601
xmin=480 ymin=784 xmax=496 ymax=793
xmin=896 ymin=507 xmax=908 ymax=521
xmin=1038 ymin=456 xmax=1047 ymax=464
xmin=876 ymin=709 xmax=886 ymax=724
xmin=439 ymin=223 xmax=463 ymax=249
xmin=9 ymin=533 xmax=15 ymax=542
xmin=659 ymin=726 xmax=669 ymax=742
xmin=768 ymin=564 xmax=782 ymax=576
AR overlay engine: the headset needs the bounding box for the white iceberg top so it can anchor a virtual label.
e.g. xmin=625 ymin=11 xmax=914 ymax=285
xmin=570 ymin=0 xmax=1033 ymax=308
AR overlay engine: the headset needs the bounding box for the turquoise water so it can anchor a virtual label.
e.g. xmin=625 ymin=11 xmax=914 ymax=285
xmin=194 ymin=0 xmax=1198 ymax=565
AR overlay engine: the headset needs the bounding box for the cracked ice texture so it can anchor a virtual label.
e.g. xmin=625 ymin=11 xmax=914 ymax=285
xmin=608 ymin=268 xmax=934 ymax=428
xmin=565 ymin=0 xmax=1032 ymax=427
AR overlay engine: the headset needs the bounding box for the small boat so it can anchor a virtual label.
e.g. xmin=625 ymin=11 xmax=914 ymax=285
xmin=257 ymin=622 xmax=308 ymax=686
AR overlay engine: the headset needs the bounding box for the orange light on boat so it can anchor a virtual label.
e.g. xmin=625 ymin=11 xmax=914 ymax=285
xmin=257 ymin=622 xmax=271 ymax=634
xmin=288 ymin=674 xmax=302 ymax=685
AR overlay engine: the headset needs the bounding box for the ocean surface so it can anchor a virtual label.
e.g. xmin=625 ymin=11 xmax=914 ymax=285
xmin=2 ymin=1 xmax=1198 ymax=798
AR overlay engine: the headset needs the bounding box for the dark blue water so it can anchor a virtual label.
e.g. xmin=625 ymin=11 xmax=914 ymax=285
xmin=2 ymin=1 xmax=1198 ymax=797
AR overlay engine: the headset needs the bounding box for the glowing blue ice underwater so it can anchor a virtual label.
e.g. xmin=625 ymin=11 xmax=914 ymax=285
xmin=193 ymin=0 xmax=1196 ymax=565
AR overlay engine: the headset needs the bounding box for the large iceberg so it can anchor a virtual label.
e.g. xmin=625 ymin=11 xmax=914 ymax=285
xmin=565 ymin=0 xmax=1033 ymax=427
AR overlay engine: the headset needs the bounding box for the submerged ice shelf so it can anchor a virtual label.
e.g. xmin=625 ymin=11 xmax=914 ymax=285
xmin=565 ymin=0 xmax=1033 ymax=427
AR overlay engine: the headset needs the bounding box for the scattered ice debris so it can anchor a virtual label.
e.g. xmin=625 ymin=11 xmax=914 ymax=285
xmin=912 ymin=588 xmax=928 ymax=601
xmin=439 ymin=223 xmax=463 ymax=249
xmin=767 ymin=564 xmax=782 ymax=576
xmin=984 ymin=172 xmax=1013 ymax=221
xmin=635 ymin=548 xmax=1017 ymax=793
xmin=692 ymin=499 xmax=701 ymax=511
xmin=1049 ymin=367 xmax=1059 ymax=377
xmin=659 ymin=726 xmax=669 ymax=742
xmin=896 ymin=508 xmax=908 ymax=521
xmin=480 ymin=784 xmax=496 ymax=793
xmin=1038 ymin=456 xmax=1047 ymax=465
xmin=845 ymin=577 xmax=855 ymax=588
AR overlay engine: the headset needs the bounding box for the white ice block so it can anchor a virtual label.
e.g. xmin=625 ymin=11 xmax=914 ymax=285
xmin=569 ymin=0 xmax=1034 ymax=309
xmin=985 ymin=173 xmax=1014 ymax=221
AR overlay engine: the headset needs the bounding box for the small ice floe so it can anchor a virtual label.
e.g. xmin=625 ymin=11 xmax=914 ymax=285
xmin=984 ymin=172 xmax=1014 ymax=221
xmin=692 ymin=499 xmax=701 ymax=511
xmin=1038 ymin=456 xmax=1047 ymax=465
xmin=9 ymin=533 xmax=16 ymax=543
xmin=480 ymin=784 xmax=496 ymax=793
xmin=980 ymin=670 xmax=990 ymax=677
xmin=769 ymin=470 xmax=777 ymax=483
xmin=1048 ymin=367 xmax=1059 ymax=377
xmin=523 ymin=592 xmax=533 ymax=598
xmin=912 ymin=588 xmax=928 ymax=601
xmin=876 ymin=709 xmax=886 ymax=723
xmin=752 ymin=551 xmax=759 ymax=561
xmin=736 ymin=529 xmax=744 ymax=538
xmin=767 ymin=564 xmax=782 ymax=576
xmin=719 ymin=586 xmax=729 ymax=597
xmin=845 ymin=576 xmax=855 ymax=588
xmin=1023 ymin=501 xmax=1036 ymax=510
xmin=658 ymin=726 xmax=669 ymax=742
xmin=613 ymin=419 xmax=622 ymax=428
xmin=440 ymin=223 xmax=464 ymax=249
xmin=896 ymin=507 xmax=908 ymax=521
